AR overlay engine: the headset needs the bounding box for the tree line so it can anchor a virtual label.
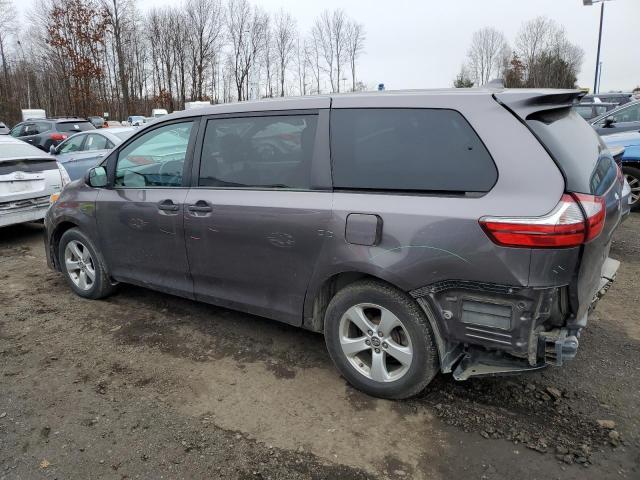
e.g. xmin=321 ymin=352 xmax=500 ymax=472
xmin=454 ymin=16 xmax=584 ymax=89
xmin=0 ymin=0 xmax=366 ymax=125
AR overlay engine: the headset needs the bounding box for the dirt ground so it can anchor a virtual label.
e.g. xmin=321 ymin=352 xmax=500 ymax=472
xmin=1 ymin=214 xmax=639 ymax=480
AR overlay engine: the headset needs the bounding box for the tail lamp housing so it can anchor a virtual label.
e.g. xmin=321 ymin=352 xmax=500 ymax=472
xmin=50 ymin=133 xmax=68 ymax=142
xmin=480 ymin=193 xmax=606 ymax=249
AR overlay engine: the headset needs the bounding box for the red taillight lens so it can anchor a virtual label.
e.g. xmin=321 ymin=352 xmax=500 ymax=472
xmin=50 ymin=133 xmax=68 ymax=141
xmin=573 ymin=193 xmax=606 ymax=242
xmin=480 ymin=193 xmax=605 ymax=249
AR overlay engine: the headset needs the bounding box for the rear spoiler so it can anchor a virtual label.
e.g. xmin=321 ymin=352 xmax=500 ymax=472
xmin=493 ymin=90 xmax=586 ymax=121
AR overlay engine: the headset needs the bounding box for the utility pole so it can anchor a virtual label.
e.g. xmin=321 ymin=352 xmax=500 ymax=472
xmin=594 ymin=1 xmax=604 ymax=94
xmin=583 ymin=0 xmax=613 ymax=94
xmin=16 ymin=40 xmax=31 ymax=109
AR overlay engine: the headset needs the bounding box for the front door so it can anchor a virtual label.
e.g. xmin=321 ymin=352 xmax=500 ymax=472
xmin=184 ymin=111 xmax=331 ymax=325
xmin=96 ymin=120 xmax=198 ymax=297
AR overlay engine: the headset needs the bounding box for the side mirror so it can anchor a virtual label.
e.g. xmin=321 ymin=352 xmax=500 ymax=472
xmin=86 ymin=166 xmax=108 ymax=188
xmin=604 ymin=117 xmax=616 ymax=128
xmin=49 ymin=144 xmax=57 ymax=154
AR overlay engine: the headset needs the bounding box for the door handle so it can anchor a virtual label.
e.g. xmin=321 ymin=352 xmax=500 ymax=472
xmin=187 ymin=200 xmax=212 ymax=213
xmin=158 ymin=199 xmax=180 ymax=212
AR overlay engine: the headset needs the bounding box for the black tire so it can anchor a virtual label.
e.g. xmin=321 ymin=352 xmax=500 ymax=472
xmin=58 ymin=228 xmax=115 ymax=299
xmin=324 ymin=280 xmax=439 ymax=399
xmin=623 ymin=166 xmax=640 ymax=212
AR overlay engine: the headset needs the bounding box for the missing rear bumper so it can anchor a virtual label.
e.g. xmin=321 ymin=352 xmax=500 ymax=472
xmin=452 ymin=327 xmax=578 ymax=380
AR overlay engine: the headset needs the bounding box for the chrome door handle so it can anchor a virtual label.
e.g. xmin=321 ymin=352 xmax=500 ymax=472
xmin=187 ymin=201 xmax=212 ymax=213
xmin=158 ymin=200 xmax=179 ymax=212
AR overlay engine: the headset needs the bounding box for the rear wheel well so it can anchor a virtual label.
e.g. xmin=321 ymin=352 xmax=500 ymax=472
xmin=305 ymin=272 xmax=404 ymax=332
xmin=51 ymin=221 xmax=79 ymax=270
xmin=622 ymin=161 xmax=640 ymax=171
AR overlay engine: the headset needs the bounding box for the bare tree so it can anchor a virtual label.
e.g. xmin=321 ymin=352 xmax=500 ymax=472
xmin=307 ymin=27 xmax=323 ymax=94
xmin=101 ymin=0 xmax=136 ymax=118
xmin=1 ymin=0 xmax=369 ymax=124
xmin=345 ymin=20 xmax=365 ymax=92
xmin=293 ymin=35 xmax=309 ymax=95
xmin=466 ymin=27 xmax=509 ymax=86
xmin=226 ymin=0 xmax=267 ymax=101
xmin=515 ymin=17 xmax=584 ymax=88
xmin=273 ymin=9 xmax=296 ymax=97
xmin=185 ymin=0 xmax=223 ymax=101
xmin=0 ymin=0 xmax=16 ymax=99
xmin=262 ymin=14 xmax=274 ymax=97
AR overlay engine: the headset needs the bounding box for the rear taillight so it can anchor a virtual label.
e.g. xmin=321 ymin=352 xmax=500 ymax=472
xmin=575 ymin=193 xmax=606 ymax=242
xmin=480 ymin=193 xmax=606 ymax=248
xmin=50 ymin=133 xmax=68 ymax=141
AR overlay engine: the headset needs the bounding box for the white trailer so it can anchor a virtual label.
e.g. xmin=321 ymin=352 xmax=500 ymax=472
xmin=184 ymin=101 xmax=211 ymax=110
xmin=151 ymin=108 xmax=168 ymax=118
xmin=21 ymin=109 xmax=46 ymax=121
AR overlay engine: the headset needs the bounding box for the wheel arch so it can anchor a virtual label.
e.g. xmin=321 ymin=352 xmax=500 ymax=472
xmin=622 ymin=160 xmax=640 ymax=171
xmin=50 ymin=220 xmax=80 ymax=271
xmin=302 ymin=269 xmax=411 ymax=333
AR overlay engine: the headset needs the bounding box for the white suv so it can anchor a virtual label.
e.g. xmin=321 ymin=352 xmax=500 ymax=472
xmin=0 ymin=136 xmax=70 ymax=228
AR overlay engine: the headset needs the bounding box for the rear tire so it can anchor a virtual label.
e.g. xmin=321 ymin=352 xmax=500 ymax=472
xmin=623 ymin=166 xmax=640 ymax=211
xmin=58 ymin=228 xmax=114 ymax=299
xmin=324 ymin=280 xmax=439 ymax=399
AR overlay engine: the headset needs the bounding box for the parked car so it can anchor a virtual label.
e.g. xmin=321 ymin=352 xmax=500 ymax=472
xmin=581 ymin=92 xmax=634 ymax=106
xmin=0 ymin=122 xmax=9 ymax=135
xmin=127 ymin=116 xmax=146 ymax=126
xmin=50 ymin=127 xmax=136 ymax=180
xmin=88 ymin=116 xmax=105 ymax=129
xmin=590 ymin=100 xmax=640 ymax=135
xmin=602 ymin=130 xmax=640 ymax=211
xmin=45 ymin=89 xmax=629 ymax=399
xmin=573 ymin=102 xmax=616 ymax=121
xmin=9 ymin=118 xmax=96 ymax=152
xmin=105 ymin=120 xmax=123 ymax=127
xmin=1 ymin=136 xmax=70 ymax=228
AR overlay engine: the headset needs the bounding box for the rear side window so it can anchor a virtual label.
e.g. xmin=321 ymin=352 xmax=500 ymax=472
xmin=610 ymin=103 xmax=640 ymax=123
xmin=85 ymin=134 xmax=109 ymax=151
xmin=527 ymin=108 xmax=616 ymax=195
xmin=199 ymin=114 xmax=318 ymax=189
xmin=57 ymin=121 xmax=95 ymax=133
xmin=35 ymin=121 xmax=52 ymax=133
xmin=330 ymin=109 xmax=497 ymax=192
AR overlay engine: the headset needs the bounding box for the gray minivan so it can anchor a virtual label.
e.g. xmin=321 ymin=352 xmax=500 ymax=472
xmin=45 ymin=89 xmax=630 ymax=399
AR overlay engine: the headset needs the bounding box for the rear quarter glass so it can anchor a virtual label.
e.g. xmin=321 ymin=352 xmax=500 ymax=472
xmin=527 ymin=108 xmax=617 ymax=195
xmin=330 ymin=108 xmax=497 ymax=193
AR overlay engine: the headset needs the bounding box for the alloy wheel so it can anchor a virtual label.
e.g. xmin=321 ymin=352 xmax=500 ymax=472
xmin=64 ymin=240 xmax=96 ymax=291
xmin=338 ymin=303 xmax=413 ymax=382
xmin=625 ymin=173 xmax=640 ymax=206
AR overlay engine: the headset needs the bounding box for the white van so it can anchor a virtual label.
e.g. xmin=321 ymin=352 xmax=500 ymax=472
xmin=184 ymin=101 xmax=211 ymax=110
xmin=151 ymin=109 xmax=168 ymax=118
xmin=21 ymin=109 xmax=46 ymax=121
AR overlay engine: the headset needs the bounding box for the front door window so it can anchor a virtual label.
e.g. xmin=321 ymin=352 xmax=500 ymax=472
xmin=115 ymin=121 xmax=194 ymax=188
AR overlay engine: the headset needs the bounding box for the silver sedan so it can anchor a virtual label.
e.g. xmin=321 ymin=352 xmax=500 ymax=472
xmin=51 ymin=127 xmax=137 ymax=180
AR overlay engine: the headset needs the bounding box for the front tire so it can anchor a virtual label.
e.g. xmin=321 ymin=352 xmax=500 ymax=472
xmin=623 ymin=166 xmax=640 ymax=211
xmin=58 ymin=228 xmax=114 ymax=299
xmin=324 ymin=280 xmax=439 ymax=399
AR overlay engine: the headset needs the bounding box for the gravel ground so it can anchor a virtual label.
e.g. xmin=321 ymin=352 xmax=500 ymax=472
xmin=0 ymin=214 xmax=639 ymax=480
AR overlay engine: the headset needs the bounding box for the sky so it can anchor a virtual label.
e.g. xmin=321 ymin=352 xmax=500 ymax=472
xmin=16 ymin=0 xmax=640 ymax=92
